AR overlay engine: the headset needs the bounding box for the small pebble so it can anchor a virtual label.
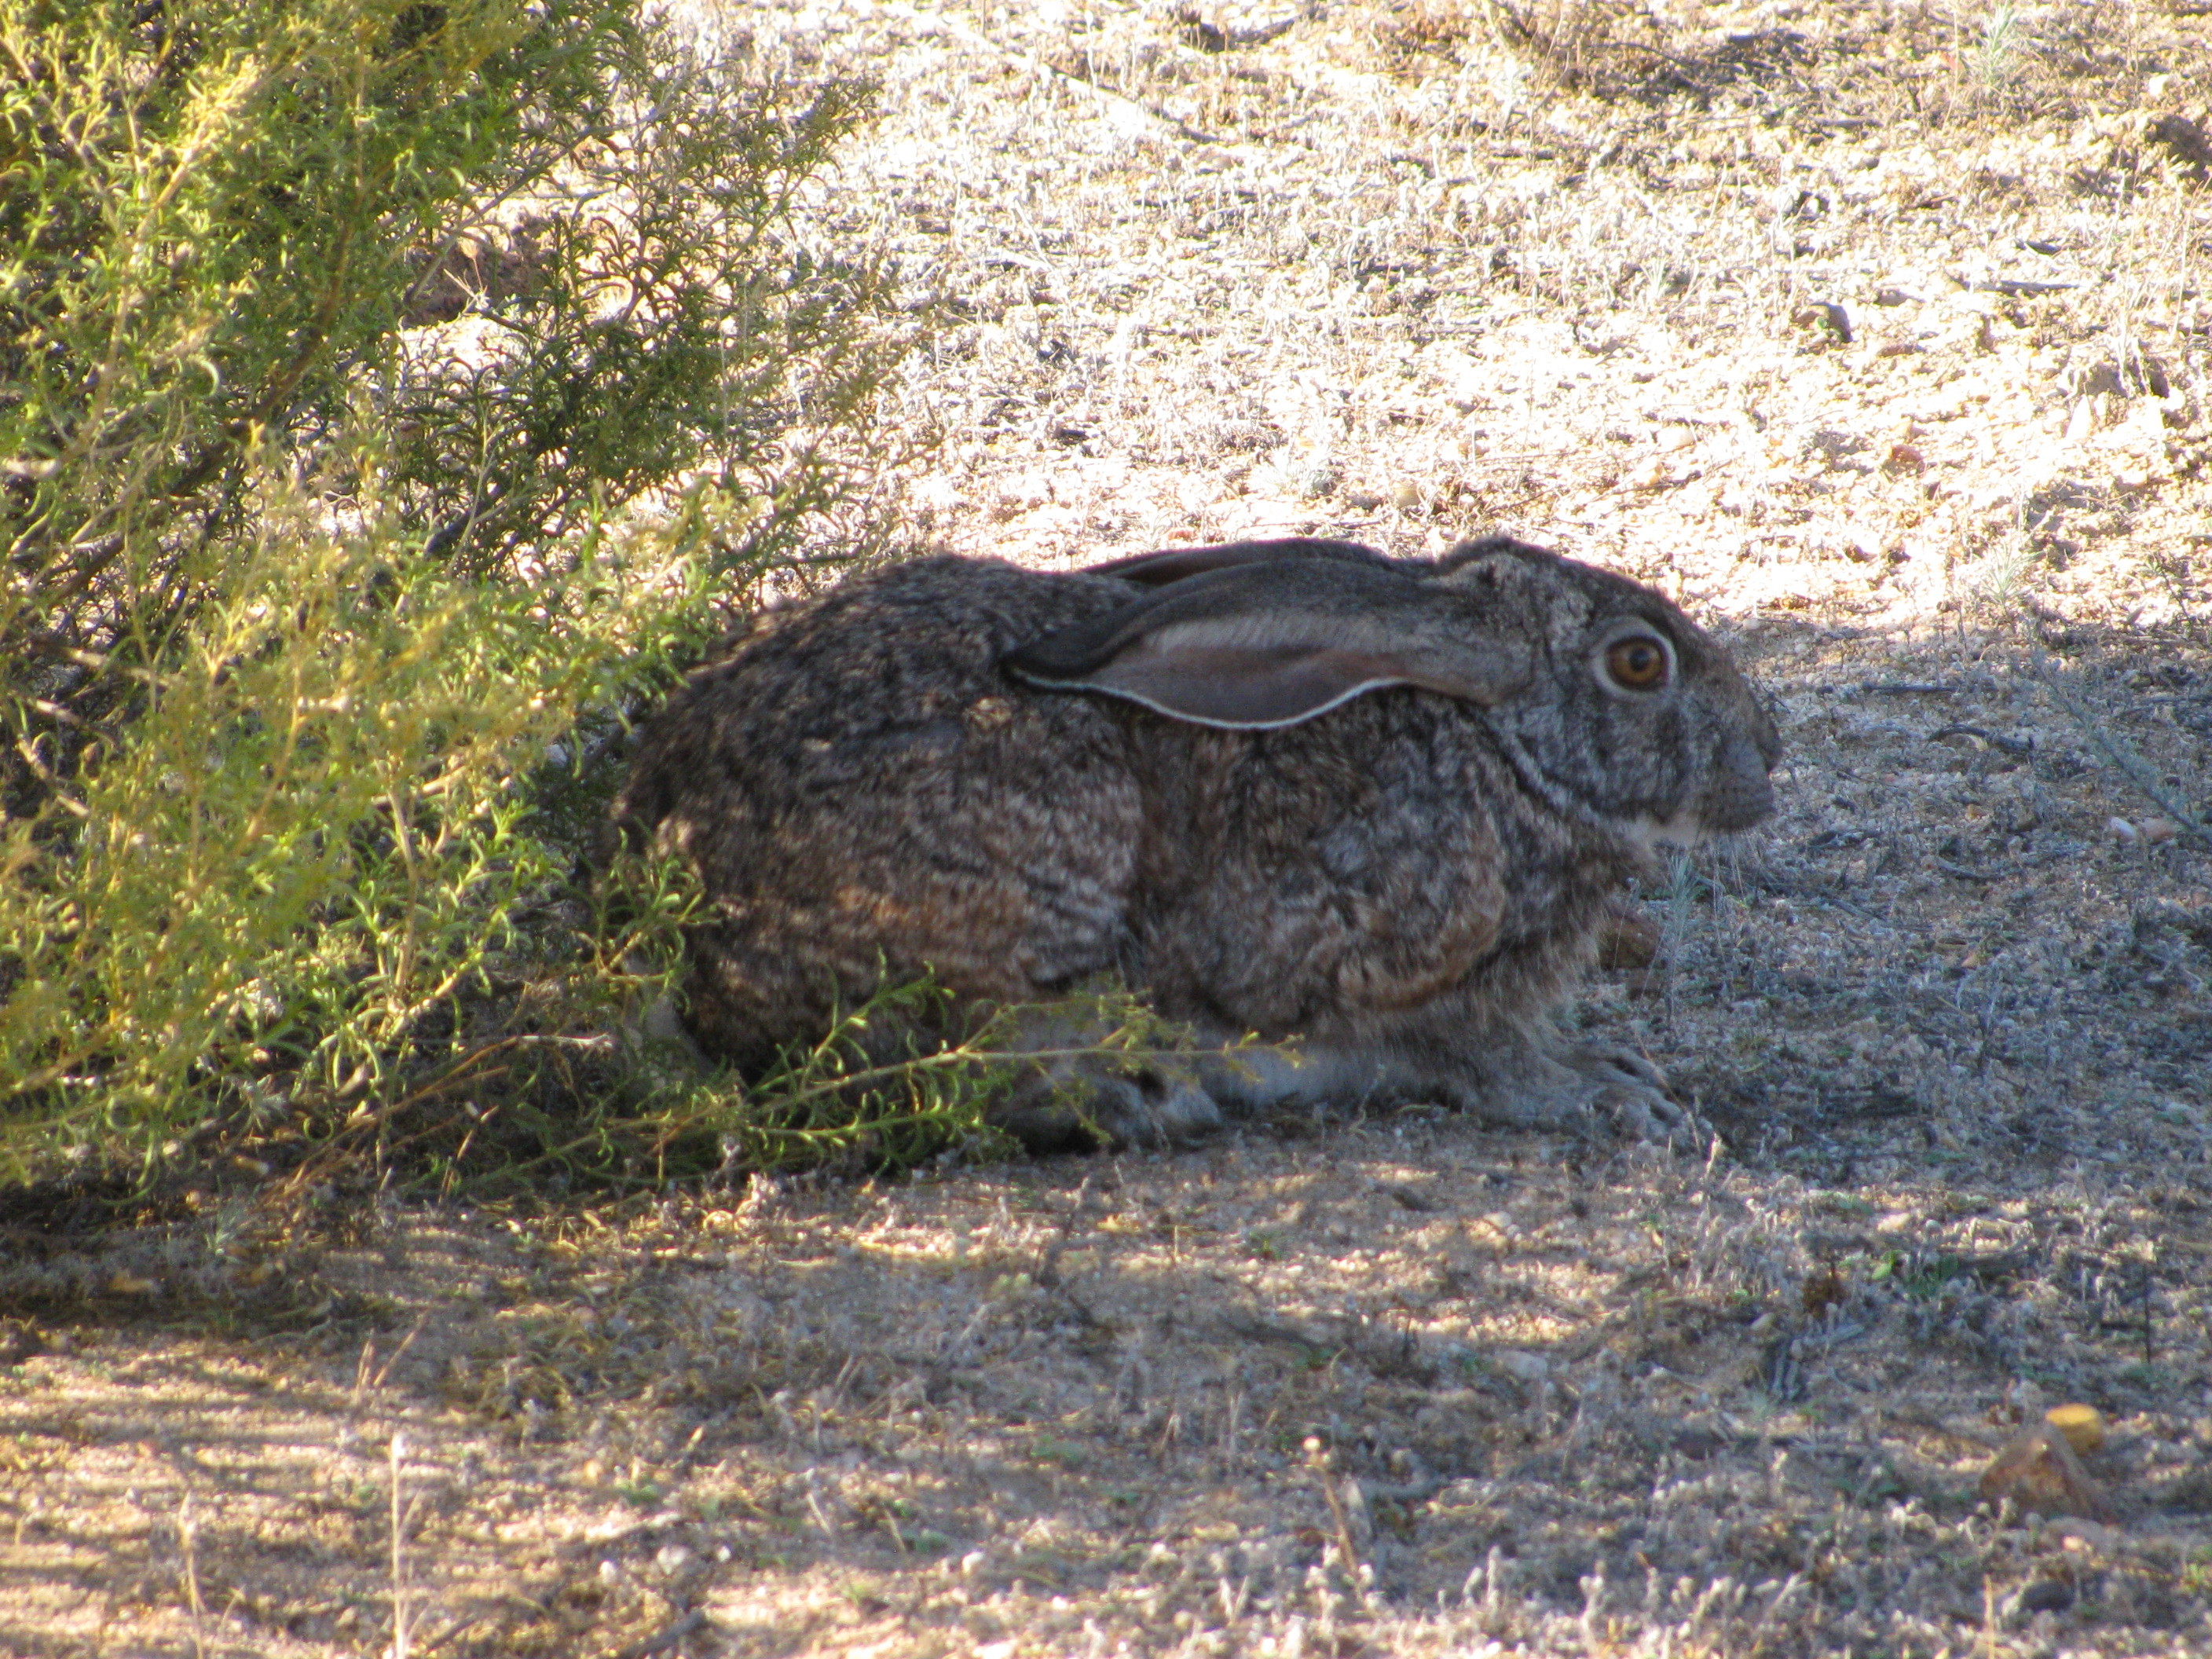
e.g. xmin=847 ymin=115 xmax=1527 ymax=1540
xmin=1492 ymin=1349 xmax=1548 ymax=1382
xmin=1596 ymin=906 xmax=1661 ymax=970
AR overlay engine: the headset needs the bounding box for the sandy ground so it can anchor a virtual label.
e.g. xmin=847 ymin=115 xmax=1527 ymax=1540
xmin=5 ymin=1 xmax=2212 ymax=1654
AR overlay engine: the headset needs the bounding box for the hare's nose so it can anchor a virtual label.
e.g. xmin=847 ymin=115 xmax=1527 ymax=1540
xmin=1723 ymin=729 xmax=1774 ymax=781
xmin=1749 ymin=705 xmax=1783 ymax=769
xmin=1712 ymin=732 xmax=1778 ymax=829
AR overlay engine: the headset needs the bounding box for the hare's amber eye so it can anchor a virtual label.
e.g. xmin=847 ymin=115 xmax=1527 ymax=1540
xmin=1604 ymin=637 xmax=1671 ymax=691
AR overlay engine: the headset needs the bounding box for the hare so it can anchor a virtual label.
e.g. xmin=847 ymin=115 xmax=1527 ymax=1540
xmin=612 ymin=535 xmax=1779 ymax=1147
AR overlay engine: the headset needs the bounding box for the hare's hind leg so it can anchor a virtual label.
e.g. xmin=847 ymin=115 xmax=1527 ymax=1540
xmin=1207 ymin=1022 xmax=1690 ymax=1142
xmin=943 ymin=1016 xmax=1689 ymax=1149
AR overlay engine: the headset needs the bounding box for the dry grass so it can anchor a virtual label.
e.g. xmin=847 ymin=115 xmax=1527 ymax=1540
xmin=5 ymin=1 xmax=2212 ymax=1654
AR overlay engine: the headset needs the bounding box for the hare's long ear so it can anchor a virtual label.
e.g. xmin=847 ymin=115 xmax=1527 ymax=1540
xmin=1004 ymin=562 xmax=1530 ymax=730
xmin=1089 ymin=537 xmax=1395 ymax=588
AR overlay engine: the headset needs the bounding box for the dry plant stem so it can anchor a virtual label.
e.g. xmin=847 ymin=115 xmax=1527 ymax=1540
xmin=390 ymin=1430 xmax=408 ymax=1659
xmin=929 ymin=13 xmax=1210 ymax=143
xmin=2032 ymin=649 xmax=2212 ymax=850
xmin=269 ymin=1035 xmax=621 ymax=1204
xmin=1306 ymin=1438 xmax=1371 ymax=1612
xmin=178 ymin=1492 xmax=207 ymax=1659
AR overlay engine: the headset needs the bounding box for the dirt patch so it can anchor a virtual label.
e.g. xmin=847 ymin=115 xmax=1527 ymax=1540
xmin=5 ymin=1 xmax=2212 ymax=1654
xmin=4 ymin=1141 xmax=2208 ymax=1655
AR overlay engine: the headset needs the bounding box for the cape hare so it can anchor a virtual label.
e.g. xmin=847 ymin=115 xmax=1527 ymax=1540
xmin=613 ymin=535 xmax=1780 ymax=1146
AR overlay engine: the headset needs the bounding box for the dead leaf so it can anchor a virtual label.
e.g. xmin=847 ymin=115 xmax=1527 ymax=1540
xmin=2046 ymin=1403 xmax=2107 ymax=1456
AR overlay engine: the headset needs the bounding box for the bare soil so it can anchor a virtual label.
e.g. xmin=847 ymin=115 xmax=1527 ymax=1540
xmin=6 ymin=2 xmax=2212 ymax=1654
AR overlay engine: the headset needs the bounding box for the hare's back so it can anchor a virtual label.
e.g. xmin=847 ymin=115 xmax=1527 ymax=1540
xmin=644 ymin=555 xmax=1137 ymax=791
xmin=621 ymin=558 xmax=1146 ymax=1037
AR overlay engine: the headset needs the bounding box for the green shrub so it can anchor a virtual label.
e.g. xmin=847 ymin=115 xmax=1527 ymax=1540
xmin=0 ymin=0 xmax=913 ymax=1189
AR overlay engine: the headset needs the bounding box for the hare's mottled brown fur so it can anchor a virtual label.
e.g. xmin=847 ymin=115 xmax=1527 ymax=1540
xmin=613 ymin=536 xmax=1780 ymax=1146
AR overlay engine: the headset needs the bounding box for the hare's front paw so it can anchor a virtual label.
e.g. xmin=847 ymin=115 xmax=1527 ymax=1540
xmin=1474 ymin=1041 xmax=1686 ymax=1141
xmin=1562 ymin=1042 xmax=1689 ymax=1141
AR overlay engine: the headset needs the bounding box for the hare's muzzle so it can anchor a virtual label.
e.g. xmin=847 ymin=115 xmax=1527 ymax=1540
xmin=1707 ymin=727 xmax=1779 ymax=832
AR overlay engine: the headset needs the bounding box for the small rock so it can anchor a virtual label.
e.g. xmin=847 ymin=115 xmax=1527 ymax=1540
xmin=2051 ymin=1516 xmax=2126 ymax=1552
xmin=1671 ymin=1425 xmax=1730 ymax=1460
xmin=1796 ymin=301 xmax=1851 ymax=342
xmin=1491 ymin=1349 xmax=1548 ymax=1383
xmin=1595 ymin=903 xmax=1661 ymax=969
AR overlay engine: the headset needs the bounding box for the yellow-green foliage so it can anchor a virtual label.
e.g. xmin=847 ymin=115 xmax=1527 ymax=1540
xmin=0 ymin=0 xmax=906 ymax=1185
xmin=617 ymin=982 xmax=1200 ymax=1181
xmin=1 ymin=0 xmax=617 ymax=608
xmin=0 ymin=484 xmax=710 ymax=1172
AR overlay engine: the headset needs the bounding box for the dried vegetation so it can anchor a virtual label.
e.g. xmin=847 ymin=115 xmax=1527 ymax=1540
xmin=5 ymin=1 xmax=2212 ymax=1654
